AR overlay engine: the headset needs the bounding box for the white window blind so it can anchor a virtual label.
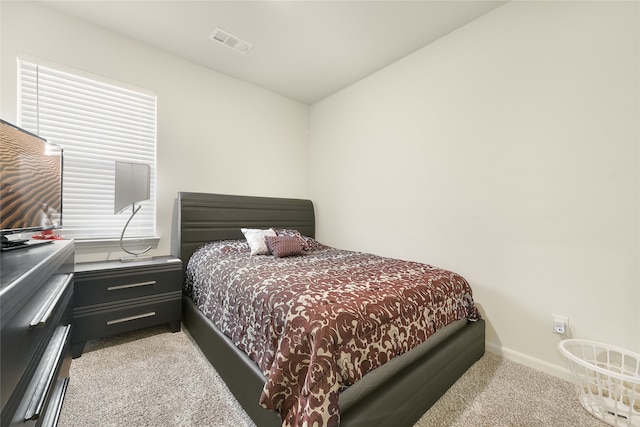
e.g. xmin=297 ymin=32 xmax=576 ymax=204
xmin=18 ymin=60 xmax=157 ymax=240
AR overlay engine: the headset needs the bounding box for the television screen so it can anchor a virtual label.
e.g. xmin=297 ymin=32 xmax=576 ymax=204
xmin=0 ymin=119 xmax=63 ymax=235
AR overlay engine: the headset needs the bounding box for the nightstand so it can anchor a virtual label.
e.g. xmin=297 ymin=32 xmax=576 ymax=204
xmin=71 ymin=256 xmax=182 ymax=358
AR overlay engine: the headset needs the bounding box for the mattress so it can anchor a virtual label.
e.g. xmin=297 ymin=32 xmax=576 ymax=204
xmin=184 ymin=237 xmax=479 ymax=427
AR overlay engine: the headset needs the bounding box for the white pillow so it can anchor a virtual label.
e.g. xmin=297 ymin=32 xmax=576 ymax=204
xmin=241 ymin=228 xmax=277 ymax=255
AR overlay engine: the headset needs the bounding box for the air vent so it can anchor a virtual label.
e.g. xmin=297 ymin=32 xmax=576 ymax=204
xmin=210 ymin=28 xmax=253 ymax=54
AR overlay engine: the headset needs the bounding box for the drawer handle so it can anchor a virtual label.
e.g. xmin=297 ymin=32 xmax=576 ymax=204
xmin=107 ymin=280 xmax=156 ymax=291
xmin=24 ymin=325 xmax=71 ymax=421
xmin=30 ymin=274 xmax=73 ymax=329
xmin=106 ymin=311 xmax=156 ymax=325
xmin=39 ymin=376 xmax=69 ymax=427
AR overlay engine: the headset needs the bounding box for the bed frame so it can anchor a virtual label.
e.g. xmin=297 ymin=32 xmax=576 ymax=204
xmin=176 ymin=192 xmax=485 ymax=427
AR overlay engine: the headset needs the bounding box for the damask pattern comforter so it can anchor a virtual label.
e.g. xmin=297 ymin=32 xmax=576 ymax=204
xmin=184 ymin=239 xmax=479 ymax=427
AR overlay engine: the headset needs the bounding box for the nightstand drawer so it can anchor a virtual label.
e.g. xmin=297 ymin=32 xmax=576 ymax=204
xmin=73 ymin=291 xmax=181 ymax=341
xmin=74 ymin=267 xmax=182 ymax=307
xmin=71 ymin=256 xmax=183 ymax=358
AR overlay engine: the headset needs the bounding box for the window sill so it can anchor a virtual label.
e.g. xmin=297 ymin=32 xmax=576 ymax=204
xmin=73 ymin=236 xmax=161 ymax=250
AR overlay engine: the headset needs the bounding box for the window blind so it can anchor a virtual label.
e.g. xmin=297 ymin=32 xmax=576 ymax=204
xmin=18 ymin=60 xmax=157 ymax=240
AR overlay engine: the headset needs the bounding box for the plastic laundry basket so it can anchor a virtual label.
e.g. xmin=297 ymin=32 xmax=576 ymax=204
xmin=559 ymin=339 xmax=640 ymax=427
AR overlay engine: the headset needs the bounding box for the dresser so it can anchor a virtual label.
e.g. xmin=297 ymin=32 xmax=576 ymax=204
xmin=0 ymin=240 xmax=75 ymax=427
xmin=71 ymin=256 xmax=182 ymax=358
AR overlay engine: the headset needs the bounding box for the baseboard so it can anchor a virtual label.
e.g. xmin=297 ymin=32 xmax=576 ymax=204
xmin=485 ymin=341 xmax=573 ymax=382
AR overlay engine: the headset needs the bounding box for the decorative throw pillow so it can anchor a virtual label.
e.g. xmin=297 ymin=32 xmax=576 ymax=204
xmin=275 ymin=228 xmax=309 ymax=250
xmin=274 ymin=228 xmax=328 ymax=251
xmin=241 ymin=228 xmax=276 ymax=255
xmin=265 ymin=235 xmax=304 ymax=258
xmin=300 ymin=236 xmax=327 ymax=251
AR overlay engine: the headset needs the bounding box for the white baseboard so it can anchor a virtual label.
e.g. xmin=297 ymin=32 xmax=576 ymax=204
xmin=485 ymin=341 xmax=573 ymax=382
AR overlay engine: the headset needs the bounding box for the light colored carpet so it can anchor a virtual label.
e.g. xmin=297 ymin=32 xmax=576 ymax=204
xmin=58 ymin=325 xmax=608 ymax=427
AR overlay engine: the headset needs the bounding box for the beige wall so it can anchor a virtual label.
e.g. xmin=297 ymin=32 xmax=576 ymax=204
xmin=0 ymin=1 xmax=310 ymax=262
xmin=309 ymin=0 xmax=639 ymax=376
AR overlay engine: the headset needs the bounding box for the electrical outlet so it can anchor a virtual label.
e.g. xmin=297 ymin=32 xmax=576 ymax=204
xmin=552 ymin=315 xmax=569 ymax=334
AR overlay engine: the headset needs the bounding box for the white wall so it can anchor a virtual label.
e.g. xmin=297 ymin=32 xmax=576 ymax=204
xmin=2 ymin=0 xmax=638 ymax=379
xmin=0 ymin=2 xmax=309 ymax=262
xmin=309 ymin=1 xmax=640 ymax=376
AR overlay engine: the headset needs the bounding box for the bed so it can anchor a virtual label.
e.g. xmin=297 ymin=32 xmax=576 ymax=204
xmin=176 ymin=192 xmax=485 ymax=427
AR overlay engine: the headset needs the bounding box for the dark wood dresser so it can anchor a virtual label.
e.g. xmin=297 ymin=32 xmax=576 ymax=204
xmin=0 ymin=240 xmax=75 ymax=427
xmin=71 ymin=256 xmax=182 ymax=358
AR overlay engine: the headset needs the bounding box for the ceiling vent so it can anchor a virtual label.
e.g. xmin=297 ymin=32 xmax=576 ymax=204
xmin=210 ymin=27 xmax=253 ymax=54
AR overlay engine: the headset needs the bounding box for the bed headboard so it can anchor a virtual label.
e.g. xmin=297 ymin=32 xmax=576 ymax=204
xmin=177 ymin=192 xmax=315 ymax=266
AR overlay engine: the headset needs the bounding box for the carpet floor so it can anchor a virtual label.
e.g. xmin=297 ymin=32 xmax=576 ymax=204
xmin=58 ymin=325 xmax=608 ymax=427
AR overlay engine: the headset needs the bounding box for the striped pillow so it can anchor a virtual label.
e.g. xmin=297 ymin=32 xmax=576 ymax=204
xmin=265 ymin=236 xmax=304 ymax=258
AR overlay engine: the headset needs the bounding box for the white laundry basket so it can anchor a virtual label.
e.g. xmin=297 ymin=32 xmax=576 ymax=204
xmin=559 ymin=339 xmax=640 ymax=427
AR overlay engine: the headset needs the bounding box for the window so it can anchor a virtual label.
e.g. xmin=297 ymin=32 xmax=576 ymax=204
xmin=18 ymin=59 xmax=157 ymax=241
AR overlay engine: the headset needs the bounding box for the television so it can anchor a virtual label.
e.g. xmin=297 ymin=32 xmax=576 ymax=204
xmin=0 ymin=119 xmax=63 ymax=251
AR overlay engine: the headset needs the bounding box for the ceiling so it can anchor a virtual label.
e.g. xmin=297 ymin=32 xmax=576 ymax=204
xmin=41 ymin=1 xmax=507 ymax=104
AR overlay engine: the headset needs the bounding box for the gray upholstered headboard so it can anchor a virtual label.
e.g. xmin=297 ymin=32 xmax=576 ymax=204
xmin=177 ymin=192 xmax=315 ymax=267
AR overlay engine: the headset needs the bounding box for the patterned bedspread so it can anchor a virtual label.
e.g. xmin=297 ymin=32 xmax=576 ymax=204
xmin=184 ymin=239 xmax=479 ymax=427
